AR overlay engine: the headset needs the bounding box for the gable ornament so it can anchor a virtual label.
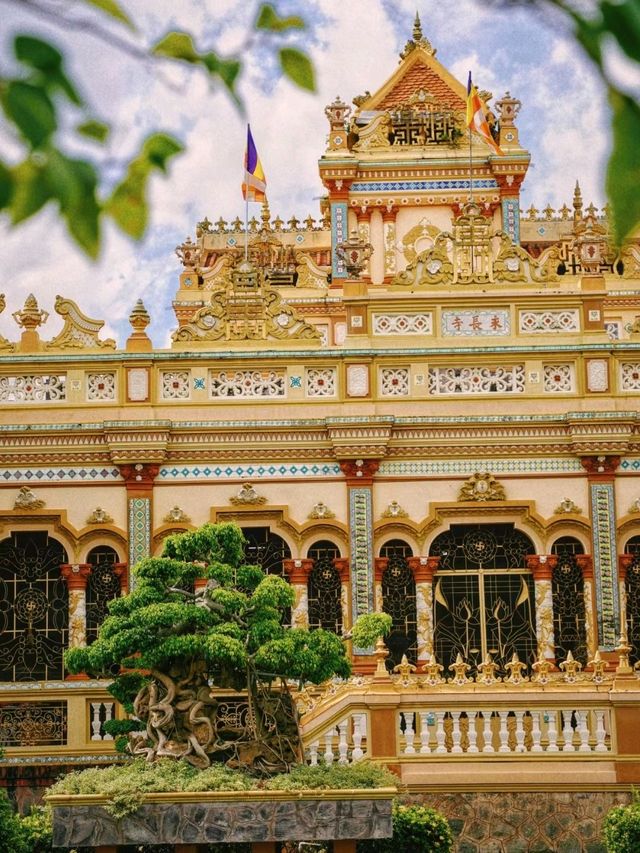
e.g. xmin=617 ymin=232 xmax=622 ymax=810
xmin=458 ymin=472 xmax=506 ymax=502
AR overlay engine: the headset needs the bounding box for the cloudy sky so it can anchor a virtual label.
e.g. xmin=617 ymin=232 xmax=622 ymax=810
xmin=0 ymin=0 xmax=612 ymax=345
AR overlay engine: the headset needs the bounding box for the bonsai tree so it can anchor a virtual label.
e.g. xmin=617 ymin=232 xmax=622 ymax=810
xmin=66 ymin=522 xmax=390 ymax=774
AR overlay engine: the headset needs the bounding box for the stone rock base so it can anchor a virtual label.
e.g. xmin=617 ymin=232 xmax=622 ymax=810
xmin=411 ymin=790 xmax=631 ymax=853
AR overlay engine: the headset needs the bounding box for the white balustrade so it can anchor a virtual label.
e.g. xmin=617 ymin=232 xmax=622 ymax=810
xmin=90 ymin=701 xmax=115 ymax=741
xmin=305 ymin=712 xmax=369 ymax=766
xmin=396 ymin=706 xmax=612 ymax=755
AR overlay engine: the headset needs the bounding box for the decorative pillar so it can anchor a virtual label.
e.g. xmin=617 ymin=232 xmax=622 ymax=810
xmin=373 ymin=557 xmax=388 ymax=614
xmin=60 ymin=563 xmax=92 ymax=649
xmin=581 ymin=455 xmax=621 ymax=649
xmin=576 ymin=554 xmax=598 ymax=657
xmin=526 ymin=555 xmax=557 ymax=661
xmin=408 ymin=556 xmax=439 ymax=663
xmin=356 ymin=208 xmax=372 ymax=278
xmin=333 ymin=557 xmax=350 ymax=633
xmin=619 ymin=554 xmax=634 ymax=651
xmin=340 ymin=459 xmax=379 ymax=656
xmin=119 ymin=463 xmax=160 ymax=588
xmin=283 ymin=558 xmax=313 ymax=628
xmin=382 ymin=206 xmax=398 ymax=280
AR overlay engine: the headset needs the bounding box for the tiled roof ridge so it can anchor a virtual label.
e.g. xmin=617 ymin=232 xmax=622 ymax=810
xmin=377 ymin=63 xmax=465 ymax=111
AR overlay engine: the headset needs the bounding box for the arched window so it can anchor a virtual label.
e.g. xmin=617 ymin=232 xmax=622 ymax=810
xmin=380 ymin=539 xmax=417 ymax=667
xmin=624 ymin=536 xmax=640 ymax=664
xmin=551 ymin=536 xmax=587 ymax=665
xmin=86 ymin=546 xmax=121 ymax=644
xmin=0 ymin=531 xmax=68 ymax=681
xmin=430 ymin=524 xmax=536 ymax=676
xmin=306 ymin=540 xmax=342 ymax=634
xmin=241 ymin=527 xmax=291 ymax=577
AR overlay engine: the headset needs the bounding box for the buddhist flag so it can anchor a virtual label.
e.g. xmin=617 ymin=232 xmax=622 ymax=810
xmin=466 ymin=72 xmax=503 ymax=156
xmin=242 ymin=124 xmax=266 ymax=202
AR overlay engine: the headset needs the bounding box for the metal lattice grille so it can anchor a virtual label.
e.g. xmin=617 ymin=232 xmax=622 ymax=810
xmin=0 ymin=701 xmax=67 ymax=746
xmin=430 ymin=524 xmax=536 ymax=675
xmin=625 ymin=536 xmax=640 ymax=664
xmin=86 ymin=546 xmax=121 ymax=644
xmin=242 ymin=527 xmax=291 ymax=624
xmin=551 ymin=537 xmax=587 ymax=665
xmin=307 ymin=540 xmax=342 ymax=634
xmin=380 ymin=539 xmax=417 ymax=667
xmin=0 ymin=531 xmax=68 ymax=681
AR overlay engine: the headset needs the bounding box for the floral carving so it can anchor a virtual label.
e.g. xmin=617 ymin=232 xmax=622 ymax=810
xmin=381 ymin=501 xmax=408 ymax=518
xmin=458 ymin=472 xmax=506 ymax=502
xmin=14 ymin=486 xmax=45 ymax=510
xmin=45 ymin=296 xmax=115 ymax=350
xmin=308 ymin=502 xmax=335 ymax=519
xmin=86 ymin=507 xmax=114 ymax=524
xmin=163 ymin=506 xmax=191 ymax=523
xmin=554 ymin=498 xmax=582 ymax=515
xmin=230 ymin=483 xmax=266 ymax=505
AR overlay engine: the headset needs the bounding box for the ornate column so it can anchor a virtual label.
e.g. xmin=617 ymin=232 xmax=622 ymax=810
xmin=60 ymin=563 xmax=92 ymax=650
xmin=340 ymin=459 xmax=379 ymax=656
xmin=119 ymin=463 xmax=160 ymax=588
xmin=283 ymin=558 xmax=313 ymax=628
xmin=373 ymin=557 xmax=388 ymax=614
xmin=381 ymin=206 xmax=398 ymax=281
xmin=581 ymin=455 xmax=621 ymax=649
xmin=408 ymin=556 xmax=439 ymax=664
xmin=526 ymin=555 xmax=557 ymax=662
xmin=618 ymin=554 xmax=634 ymax=650
xmin=333 ymin=557 xmax=350 ymax=633
xmin=356 ymin=207 xmax=372 ymax=279
xmin=576 ymin=554 xmax=598 ymax=657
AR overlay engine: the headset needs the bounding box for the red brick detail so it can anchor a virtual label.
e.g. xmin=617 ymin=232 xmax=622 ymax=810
xmin=576 ymin=554 xmax=594 ymax=579
xmin=377 ymin=62 xmax=465 ymax=111
xmin=526 ymin=555 xmax=557 ymax=581
xmin=283 ymin=558 xmax=314 ymax=584
xmin=619 ymin=554 xmax=635 ymax=582
xmin=580 ymin=455 xmax=620 ymax=480
xmin=60 ymin=563 xmax=91 ymax=591
xmin=374 ymin=557 xmax=389 ymax=583
xmin=333 ymin=557 xmax=350 ymax=582
xmin=407 ymin=556 xmax=439 ymax=583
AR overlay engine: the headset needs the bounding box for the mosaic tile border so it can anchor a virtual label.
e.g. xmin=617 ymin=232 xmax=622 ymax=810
xmin=331 ymin=201 xmax=348 ymax=278
xmin=0 ymin=467 xmax=122 ymax=483
xmin=379 ymin=458 xmax=583 ymax=476
xmin=349 ymin=487 xmax=374 ymax=654
xmin=158 ymin=463 xmax=341 ymax=481
xmin=502 ymin=197 xmax=520 ymax=244
xmin=128 ymin=497 xmax=150 ymax=574
xmin=350 ymin=179 xmax=498 ymax=192
xmin=590 ymin=482 xmax=619 ymax=650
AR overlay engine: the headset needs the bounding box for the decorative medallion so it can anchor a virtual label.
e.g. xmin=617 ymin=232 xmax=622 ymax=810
xmin=554 ymin=498 xmax=582 ymax=515
xmin=628 ymin=498 xmax=640 ymax=514
xmin=308 ymin=502 xmax=335 ymax=519
xmin=381 ymin=501 xmax=408 ymax=519
xmin=458 ymin=472 xmax=506 ymax=502
xmin=14 ymin=486 xmax=45 ymax=510
xmin=163 ymin=506 xmax=191 ymax=523
xmin=230 ymin=483 xmax=267 ymax=505
xmin=86 ymin=507 xmax=114 ymax=524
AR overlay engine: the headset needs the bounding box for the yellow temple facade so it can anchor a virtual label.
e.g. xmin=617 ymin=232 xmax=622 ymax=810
xmin=1 ymin=16 xmax=640 ymax=851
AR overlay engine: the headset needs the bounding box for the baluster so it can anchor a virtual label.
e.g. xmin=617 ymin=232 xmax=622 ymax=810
xmin=337 ymin=720 xmax=349 ymax=764
xmin=467 ymin=710 xmax=479 ymax=754
xmin=497 ymin=711 xmax=510 ymax=753
xmin=514 ymin=710 xmax=526 ymax=753
xmin=419 ymin=712 xmax=432 ymax=754
xmin=102 ymin=703 xmax=114 ymax=740
xmin=451 ymin=711 xmax=463 ymax=753
xmin=594 ymin=710 xmax=608 ymax=753
xmin=324 ymin=730 xmax=335 ymax=764
xmin=545 ymin=710 xmax=559 ymax=752
xmin=434 ymin=711 xmax=447 ymax=754
xmin=352 ymin=714 xmax=364 ymax=760
xmin=481 ymin=709 xmax=495 ymax=753
xmin=90 ymin=702 xmax=102 ymax=741
xmin=530 ymin=711 xmax=543 ymax=753
xmin=577 ymin=710 xmax=591 ymax=752
xmin=308 ymin=740 xmax=319 ymax=766
xmin=404 ymin=712 xmax=416 ymax=754
xmin=561 ymin=710 xmax=575 ymax=752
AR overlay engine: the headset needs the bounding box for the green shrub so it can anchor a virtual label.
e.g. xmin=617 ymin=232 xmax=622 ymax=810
xmin=0 ymin=790 xmax=27 ymax=853
xmin=264 ymin=762 xmax=398 ymax=791
xmin=604 ymin=802 xmax=640 ymax=852
xmin=18 ymin=806 xmax=52 ymax=853
xmin=357 ymin=802 xmax=453 ymax=853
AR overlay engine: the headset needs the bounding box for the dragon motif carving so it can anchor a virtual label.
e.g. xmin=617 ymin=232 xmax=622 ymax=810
xmin=45 ymin=296 xmax=115 ymax=350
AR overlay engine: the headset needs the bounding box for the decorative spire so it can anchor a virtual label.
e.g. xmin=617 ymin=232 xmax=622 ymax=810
xmin=13 ymin=294 xmax=48 ymax=331
xmin=399 ymin=11 xmax=435 ymax=59
xmin=573 ymin=180 xmax=583 ymax=224
xmin=260 ymin=197 xmax=271 ymax=231
xmin=126 ymin=299 xmax=152 ymax=352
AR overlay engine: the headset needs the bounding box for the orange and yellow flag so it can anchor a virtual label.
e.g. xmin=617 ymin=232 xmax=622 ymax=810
xmin=466 ymin=73 xmax=503 ymax=156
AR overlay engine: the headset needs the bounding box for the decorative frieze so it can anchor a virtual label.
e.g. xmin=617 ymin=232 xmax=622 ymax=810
xmin=210 ymin=369 xmax=286 ymax=398
xmin=372 ymin=313 xmax=432 ymax=335
xmin=380 ymin=367 xmax=409 ymax=396
xmin=86 ymin=373 xmax=116 ymax=402
xmin=306 ymin=367 xmax=336 ymax=397
xmin=620 ymin=362 xmax=640 ymax=391
xmin=0 ymin=374 xmax=66 ymax=403
xmin=587 ymin=359 xmax=609 ymax=392
xmin=428 ymin=365 xmax=525 ymax=395
xmin=161 ymin=371 xmax=190 ymax=400
xmin=441 ymin=310 xmax=510 ymax=337
xmin=543 ymin=364 xmax=574 ymax=393
xmin=346 ymin=364 xmax=369 ymax=397
xmin=519 ymin=309 xmax=580 ymax=333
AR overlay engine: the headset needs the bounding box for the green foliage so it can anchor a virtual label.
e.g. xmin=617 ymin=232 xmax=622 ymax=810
xmin=0 ymin=2 xmax=314 ymax=256
xmin=0 ymin=790 xmax=27 ymax=853
xmin=350 ymin=612 xmax=392 ymax=649
xmin=264 ymin=761 xmax=398 ymax=791
xmin=17 ymin=806 xmax=52 ymax=853
xmin=358 ymin=803 xmax=453 ymax=853
xmin=604 ymin=801 xmax=640 ymax=852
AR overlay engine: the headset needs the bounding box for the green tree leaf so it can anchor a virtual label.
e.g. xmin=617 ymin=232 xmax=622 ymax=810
xmin=80 ymin=0 xmax=135 ymax=29
xmin=76 ymin=119 xmax=110 ymax=142
xmin=3 ymin=81 xmax=57 ymax=148
xmin=141 ymin=132 xmax=184 ymax=172
xmin=601 ymin=1 xmax=640 ymax=64
xmin=152 ymin=31 xmax=200 ymax=63
xmin=43 ymin=151 xmax=101 ymax=257
xmin=0 ymin=161 xmax=13 ymax=210
xmin=279 ymin=47 xmax=315 ymax=91
xmin=606 ymin=90 xmax=640 ymax=245
xmin=14 ymin=36 xmax=62 ymax=72
xmin=8 ymin=159 xmax=51 ymax=222
xmin=256 ymin=3 xmax=305 ymax=31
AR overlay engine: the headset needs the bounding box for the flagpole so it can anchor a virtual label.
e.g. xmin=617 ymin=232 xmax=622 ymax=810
xmin=244 ymin=192 xmax=249 ymax=263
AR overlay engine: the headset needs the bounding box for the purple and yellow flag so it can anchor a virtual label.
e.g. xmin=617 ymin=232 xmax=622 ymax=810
xmin=242 ymin=124 xmax=267 ymax=202
xmin=466 ymin=72 xmax=503 ymax=156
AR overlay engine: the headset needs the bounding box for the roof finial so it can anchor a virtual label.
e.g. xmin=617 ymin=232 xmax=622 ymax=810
xmin=413 ymin=11 xmax=423 ymax=41
xmin=573 ymin=180 xmax=583 ymax=223
xmin=400 ymin=11 xmax=435 ymax=60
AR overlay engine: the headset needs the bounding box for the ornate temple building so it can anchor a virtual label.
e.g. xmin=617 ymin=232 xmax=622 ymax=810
xmin=2 ymin=15 xmax=640 ymax=851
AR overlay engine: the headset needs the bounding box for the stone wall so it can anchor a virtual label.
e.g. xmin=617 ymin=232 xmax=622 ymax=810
xmin=412 ymin=791 xmax=631 ymax=853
